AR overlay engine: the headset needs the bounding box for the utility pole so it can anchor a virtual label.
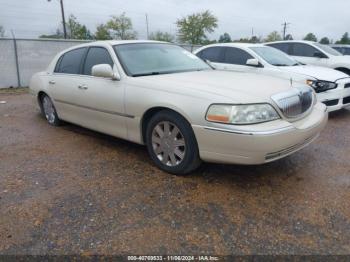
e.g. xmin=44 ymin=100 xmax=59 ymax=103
xmin=48 ymin=0 xmax=67 ymax=39
xmin=282 ymin=22 xmax=290 ymax=40
xmin=145 ymin=13 xmax=149 ymax=40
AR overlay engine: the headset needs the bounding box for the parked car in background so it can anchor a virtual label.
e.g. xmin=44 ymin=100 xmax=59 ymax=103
xmin=331 ymin=45 xmax=350 ymax=56
xmin=194 ymin=43 xmax=350 ymax=112
xmin=266 ymin=41 xmax=350 ymax=76
xmin=30 ymin=41 xmax=328 ymax=175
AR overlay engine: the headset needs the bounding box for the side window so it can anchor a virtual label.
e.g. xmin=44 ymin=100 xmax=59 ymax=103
xmin=344 ymin=48 xmax=350 ymax=56
xmin=267 ymin=43 xmax=291 ymax=55
xmin=83 ymin=47 xmax=114 ymax=75
xmin=291 ymin=43 xmax=320 ymax=57
xmin=223 ymin=47 xmax=253 ymax=65
xmin=197 ymin=47 xmax=224 ymax=63
xmin=55 ymin=48 xmax=87 ymax=74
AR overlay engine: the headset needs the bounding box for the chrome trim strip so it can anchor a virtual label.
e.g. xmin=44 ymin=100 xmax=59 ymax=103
xmin=54 ymin=99 xmax=134 ymax=118
xmin=200 ymin=125 xmax=295 ymax=136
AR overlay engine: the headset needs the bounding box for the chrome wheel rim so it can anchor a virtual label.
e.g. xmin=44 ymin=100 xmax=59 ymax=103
xmin=42 ymin=96 xmax=56 ymax=124
xmin=151 ymin=121 xmax=186 ymax=167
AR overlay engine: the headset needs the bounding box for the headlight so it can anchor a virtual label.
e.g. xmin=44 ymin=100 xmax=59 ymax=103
xmin=206 ymin=104 xmax=280 ymax=125
xmin=306 ymin=80 xmax=337 ymax=93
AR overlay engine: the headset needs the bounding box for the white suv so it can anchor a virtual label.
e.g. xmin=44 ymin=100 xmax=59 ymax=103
xmin=266 ymin=41 xmax=350 ymax=76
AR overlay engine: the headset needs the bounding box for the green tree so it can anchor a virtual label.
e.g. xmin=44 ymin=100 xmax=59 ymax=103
xmin=176 ymin=10 xmax=218 ymax=45
xmin=250 ymin=36 xmax=261 ymax=43
xmin=303 ymin=33 xmax=317 ymax=42
xmin=201 ymin=39 xmax=217 ymax=45
xmin=218 ymin=32 xmax=232 ymax=43
xmin=94 ymin=24 xmax=112 ymax=40
xmin=319 ymin=37 xmax=330 ymax=45
xmin=66 ymin=15 xmax=92 ymax=40
xmin=234 ymin=37 xmax=250 ymax=43
xmin=336 ymin=32 xmax=350 ymax=44
xmin=106 ymin=13 xmax=137 ymax=40
xmin=265 ymin=31 xmax=282 ymax=42
xmin=0 ymin=25 xmax=5 ymax=37
xmin=39 ymin=29 xmax=64 ymax=39
xmin=285 ymin=34 xmax=293 ymax=40
xmin=149 ymin=31 xmax=175 ymax=42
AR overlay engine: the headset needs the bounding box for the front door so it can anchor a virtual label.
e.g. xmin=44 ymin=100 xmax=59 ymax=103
xmin=73 ymin=47 xmax=127 ymax=139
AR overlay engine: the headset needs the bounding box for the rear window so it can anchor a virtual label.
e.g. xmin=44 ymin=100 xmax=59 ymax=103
xmin=55 ymin=47 xmax=87 ymax=74
xmin=267 ymin=43 xmax=291 ymax=55
xmin=197 ymin=47 xmax=224 ymax=63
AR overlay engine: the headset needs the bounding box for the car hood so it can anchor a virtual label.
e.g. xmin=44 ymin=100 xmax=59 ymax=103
xmin=128 ymin=70 xmax=296 ymax=104
xmin=279 ymin=65 xmax=348 ymax=82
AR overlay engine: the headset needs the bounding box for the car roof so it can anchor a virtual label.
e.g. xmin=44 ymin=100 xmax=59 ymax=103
xmin=330 ymin=44 xmax=350 ymax=47
xmin=72 ymin=40 xmax=168 ymax=48
xmin=196 ymin=42 xmax=266 ymax=50
xmin=265 ymin=40 xmax=318 ymax=45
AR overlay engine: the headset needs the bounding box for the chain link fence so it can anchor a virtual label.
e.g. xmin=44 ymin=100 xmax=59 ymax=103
xmin=0 ymin=38 xmax=202 ymax=88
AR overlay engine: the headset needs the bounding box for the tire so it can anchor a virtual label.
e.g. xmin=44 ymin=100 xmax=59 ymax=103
xmin=40 ymin=94 xmax=61 ymax=126
xmin=146 ymin=110 xmax=201 ymax=175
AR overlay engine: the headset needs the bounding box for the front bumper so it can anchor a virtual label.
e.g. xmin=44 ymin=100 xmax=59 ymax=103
xmin=317 ymin=79 xmax=350 ymax=112
xmin=192 ymin=103 xmax=328 ymax=165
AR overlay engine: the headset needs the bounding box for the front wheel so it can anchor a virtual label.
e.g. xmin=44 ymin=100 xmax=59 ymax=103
xmin=146 ymin=110 xmax=201 ymax=175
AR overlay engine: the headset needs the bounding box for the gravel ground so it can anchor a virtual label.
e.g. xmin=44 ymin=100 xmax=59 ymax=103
xmin=0 ymin=91 xmax=349 ymax=255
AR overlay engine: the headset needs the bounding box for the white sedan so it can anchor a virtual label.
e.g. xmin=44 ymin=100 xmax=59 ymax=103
xmin=266 ymin=40 xmax=350 ymax=76
xmin=29 ymin=41 xmax=328 ymax=175
xmin=194 ymin=43 xmax=350 ymax=112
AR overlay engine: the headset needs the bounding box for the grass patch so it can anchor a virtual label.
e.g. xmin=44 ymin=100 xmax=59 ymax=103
xmin=0 ymin=87 xmax=29 ymax=94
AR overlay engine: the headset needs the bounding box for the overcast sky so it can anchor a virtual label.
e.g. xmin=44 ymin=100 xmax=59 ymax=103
xmin=0 ymin=0 xmax=349 ymax=41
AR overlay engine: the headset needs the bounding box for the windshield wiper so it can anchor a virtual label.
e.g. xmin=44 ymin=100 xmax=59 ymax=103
xmin=272 ymin=64 xmax=289 ymax=67
xmin=132 ymin=72 xmax=161 ymax=77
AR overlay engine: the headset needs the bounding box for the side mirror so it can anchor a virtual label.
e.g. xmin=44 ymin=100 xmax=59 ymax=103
xmin=92 ymin=64 xmax=121 ymax=80
xmin=313 ymin=51 xmax=326 ymax=59
xmin=246 ymin=58 xmax=260 ymax=67
xmin=92 ymin=64 xmax=113 ymax=78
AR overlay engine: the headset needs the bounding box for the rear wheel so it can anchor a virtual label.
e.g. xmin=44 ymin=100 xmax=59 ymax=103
xmin=146 ymin=110 xmax=201 ymax=175
xmin=40 ymin=94 xmax=61 ymax=126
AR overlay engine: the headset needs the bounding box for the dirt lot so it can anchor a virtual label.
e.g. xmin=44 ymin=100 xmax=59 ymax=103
xmin=0 ymin=91 xmax=349 ymax=255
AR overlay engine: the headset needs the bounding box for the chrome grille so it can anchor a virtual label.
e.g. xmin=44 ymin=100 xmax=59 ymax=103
xmin=271 ymin=86 xmax=314 ymax=119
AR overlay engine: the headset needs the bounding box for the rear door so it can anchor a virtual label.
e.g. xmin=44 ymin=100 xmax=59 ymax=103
xmin=73 ymin=46 xmax=127 ymax=139
xmin=49 ymin=47 xmax=88 ymax=122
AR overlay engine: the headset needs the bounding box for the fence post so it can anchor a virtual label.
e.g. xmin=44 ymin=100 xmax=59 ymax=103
xmin=11 ymin=30 xmax=21 ymax=88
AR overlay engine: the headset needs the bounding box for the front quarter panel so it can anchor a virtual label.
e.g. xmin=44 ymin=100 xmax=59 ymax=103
xmin=123 ymin=79 xmax=231 ymax=144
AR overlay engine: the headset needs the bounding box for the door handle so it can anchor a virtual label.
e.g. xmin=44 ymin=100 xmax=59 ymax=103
xmin=78 ymin=84 xmax=88 ymax=90
xmin=49 ymin=80 xmax=55 ymax=85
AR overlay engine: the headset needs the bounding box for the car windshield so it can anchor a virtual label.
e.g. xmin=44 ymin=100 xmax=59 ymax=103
xmin=249 ymin=46 xmax=299 ymax=66
xmin=314 ymin=43 xmax=342 ymax=56
xmin=113 ymin=43 xmax=211 ymax=77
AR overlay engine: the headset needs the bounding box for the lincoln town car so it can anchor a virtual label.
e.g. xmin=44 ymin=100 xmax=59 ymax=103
xmin=29 ymin=41 xmax=328 ymax=175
